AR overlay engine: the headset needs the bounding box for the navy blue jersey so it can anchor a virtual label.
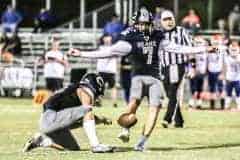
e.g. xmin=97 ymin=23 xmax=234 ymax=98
xmin=120 ymin=28 xmax=163 ymax=79
xmin=120 ymin=55 xmax=131 ymax=70
xmin=43 ymin=73 xmax=104 ymax=112
xmin=43 ymin=83 xmax=82 ymax=111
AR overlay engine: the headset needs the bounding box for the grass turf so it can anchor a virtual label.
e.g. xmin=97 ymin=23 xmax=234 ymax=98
xmin=0 ymin=97 xmax=240 ymax=160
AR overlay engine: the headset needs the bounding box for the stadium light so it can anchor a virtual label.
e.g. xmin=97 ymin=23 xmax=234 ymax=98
xmin=129 ymin=0 xmax=133 ymax=20
xmin=46 ymin=0 xmax=51 ymax=10
xmin=134 ymin=0 xmax=139 ymax=12
xmin=12 ymin=0 xmax=16 ymax=8
xmin=80 ymin=0 xmax=85 ymax=28
xmin=115 ymin=0 xmax=121 ymax=17
xmin=173 ymin=0 xmax=179 ymax=20
xmin=123 ymin=0 xmax=128 ymax=24
xmin=208 ymin=0 xmax=213 ymax=29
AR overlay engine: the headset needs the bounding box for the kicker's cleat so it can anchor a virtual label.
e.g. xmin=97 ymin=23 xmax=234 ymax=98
xmin=134 ymin=143 xmax=145 ymax=152
xmin=118 ymin=129 xmax=130 ymax=143
xmin=91 ymin=144 xmax=114 ymax=153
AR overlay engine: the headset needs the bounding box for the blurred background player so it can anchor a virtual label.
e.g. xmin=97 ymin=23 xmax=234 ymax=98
xmin=33 ymin=8 xmax=57 ymax=33
xmin=0 ymin=31 xmax=22 ymax=63
xmin=97 ymin=34 xmax=118 ymax=107
xmin=181 ymin=9 xmax=201 ymax=34
xmin=153 ymin=6 xmax=164 ymax=30
xmin=228 ymin=5 xmax=240 ymax=35
xmin=120 ymin=55 xmax=132 ymax=104
xmin=3 ymin=31 xmax=22 ymax=58
xmin=23 ymin=73 xmax=114 ymax=153
xmin=103 ymin=13 xmax=124 ymax=43
xmin=207 ymin=34 xmax=226 ymax=110
xmin=188 ymin=36 xmax=208 ymax=109
xmin=43 ymin=38 xmax=69 ymax=93
xmin=1 ymin=5 xmax=22 ymax=33
xmin=224 ymin=41 xmax=240 ymax=110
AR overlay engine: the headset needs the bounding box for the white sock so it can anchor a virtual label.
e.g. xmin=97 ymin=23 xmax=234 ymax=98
xmin=35 ymin=133 xmax=53 ymax=147
xmin=236 ymin=97 xmax=240 ymax=109
xmin=83 ymin=120 xmax=100 ymax=147
xmin=196 ymin=99 xmax=202 ymax=106
xmin=122 ymin=127 xmax=129 ymax=134
xmin=225 ymin=97 xmax=231 ymax=109
xmin=188 ymin=98 xmax=196 ymax=107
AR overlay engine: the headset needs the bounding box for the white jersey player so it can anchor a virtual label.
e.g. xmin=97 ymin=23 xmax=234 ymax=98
xmin=207 ymin=35 xmax=227 ymax=109
xmin=189 ymin=36 xmax=208 ymax=108
xmin=224 ymin=41 xmax=240 ymax=110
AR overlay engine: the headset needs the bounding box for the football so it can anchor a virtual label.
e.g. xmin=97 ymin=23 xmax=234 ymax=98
xmin=117 ymin=113 xmax=138 ymax=128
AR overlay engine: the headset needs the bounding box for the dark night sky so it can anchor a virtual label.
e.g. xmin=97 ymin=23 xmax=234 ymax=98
xmin=0 ymin=0 xmax=239 ymax=28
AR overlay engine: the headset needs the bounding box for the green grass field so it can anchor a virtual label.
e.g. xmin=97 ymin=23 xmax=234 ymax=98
xmin=0 ymin=97 xmax=240 ymax=160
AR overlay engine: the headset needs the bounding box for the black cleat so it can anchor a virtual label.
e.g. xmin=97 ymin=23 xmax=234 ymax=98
xmin=161 ymin=121 xmax=169 ymax=128
xmin=118 ymin=131 xmax=130 ymax=143
xmin=113 ymin=103 xmax=118 ymax=108
xmin=196 ymin=105 xmax=202 ymax=109
xmin=174 ymin=124 xmax=184 ymax=128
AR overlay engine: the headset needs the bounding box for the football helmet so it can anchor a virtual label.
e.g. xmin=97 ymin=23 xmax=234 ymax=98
xmin=160 ymin=10 xmax=176 ymax=31
xmin=131 ymin=6 xmax=153 ymax=35
xmin=80 ymin=73 xmax=105 ymax=99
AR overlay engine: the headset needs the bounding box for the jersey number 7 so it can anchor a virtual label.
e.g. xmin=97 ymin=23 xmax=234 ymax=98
xmin=143 ymin=46 xmax=154 ymax=64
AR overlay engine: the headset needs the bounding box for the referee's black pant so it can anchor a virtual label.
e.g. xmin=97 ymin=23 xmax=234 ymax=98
xmin=162 ymin=64 xmax=185 ymax=126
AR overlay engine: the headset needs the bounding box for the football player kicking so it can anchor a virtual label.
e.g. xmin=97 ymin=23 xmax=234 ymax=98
xmin=23 ymin=73 xmax=114 ymax=153
xmin=69 ymin=7 xmax=215 ymax=151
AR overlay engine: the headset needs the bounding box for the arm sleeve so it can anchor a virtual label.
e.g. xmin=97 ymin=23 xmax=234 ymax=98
xmin=160 ymin=40 xmax=207 ymax=54
xmin=80 ymin=41 xmax=132 ymax=58
xmin=182 ymin=28 xmax=193 ymax=46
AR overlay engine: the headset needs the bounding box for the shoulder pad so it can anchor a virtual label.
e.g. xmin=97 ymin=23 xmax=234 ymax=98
xmin=119 ymin=27 xmax=139 ymax=42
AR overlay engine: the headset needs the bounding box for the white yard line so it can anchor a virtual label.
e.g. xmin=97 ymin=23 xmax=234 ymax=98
xmin=0 ymin=106 xmax=40 ymax=113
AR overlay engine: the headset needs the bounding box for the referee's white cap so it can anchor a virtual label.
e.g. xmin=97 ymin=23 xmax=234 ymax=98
xmin=161 ymin=10 xmax=175 ymax=20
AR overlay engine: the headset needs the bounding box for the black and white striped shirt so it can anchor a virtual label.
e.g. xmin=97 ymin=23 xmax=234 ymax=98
xmin=159 ymin=26 xmax=193 ymax=67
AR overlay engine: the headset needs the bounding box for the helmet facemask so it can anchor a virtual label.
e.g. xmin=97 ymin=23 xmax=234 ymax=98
xmin=132 ymin=7 xmax=153 ymax=35
xmin=134 ymin=22 xmax=153 ymax=35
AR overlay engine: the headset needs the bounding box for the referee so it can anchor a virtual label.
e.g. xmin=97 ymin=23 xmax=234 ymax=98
xmin=159 ymin=10 xmax=193 ymax=128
